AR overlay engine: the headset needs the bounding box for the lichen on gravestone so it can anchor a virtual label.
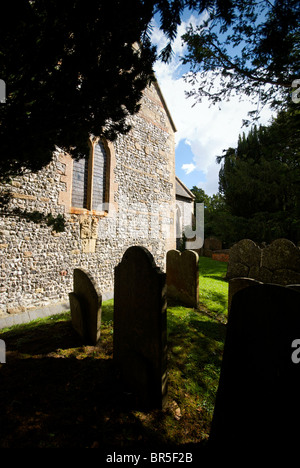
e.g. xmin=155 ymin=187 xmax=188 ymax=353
xmin=261 ymin=238 xmax=300 ymax=272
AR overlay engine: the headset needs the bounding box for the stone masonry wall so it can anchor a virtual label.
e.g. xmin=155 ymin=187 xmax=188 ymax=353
xmin=0 ymin=81 xmax=176 ymax=318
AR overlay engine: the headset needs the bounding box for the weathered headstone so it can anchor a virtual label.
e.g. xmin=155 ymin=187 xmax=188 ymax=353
xmin=226 ymin=239 xmax=261 ymax=280
xmin=204 ymin=237 xmax=222 ymax=251
xmin=209 ymin=283 xmax=300 ymax=451
xmin=227 ymin=277 xmax=263 ymax=314
xmin=69 ymin=268 xmax=102 ymax=345
xmin=226 ymin=238 xmax=300 ymax=286
xmin=262 ymin=238 xmax=300 ymax=272
xmin=114 ymin=246 xmax=168 ymax=409
xmin=287 ymin=284 xmax=300 ymax=292
xmin=166 ymin=249 xmax=199 ymax=308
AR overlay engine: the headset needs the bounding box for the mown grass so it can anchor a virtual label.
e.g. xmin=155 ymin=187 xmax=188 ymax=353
xmin=198 ymin=256 xmax=228 ymax=320
xmin=0 ymin=257 xmax=228 ymax=450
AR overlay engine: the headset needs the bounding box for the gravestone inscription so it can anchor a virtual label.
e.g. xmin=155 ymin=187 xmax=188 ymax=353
xmin=209 ymin=283 xmax=300 ymax=451
xmin=114 ymin=246 xmax=168 ymax=409
xmin=69 ymin=268 xmax=102 ymax=345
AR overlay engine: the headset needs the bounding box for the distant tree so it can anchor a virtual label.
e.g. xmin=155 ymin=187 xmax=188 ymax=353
xmin=190 ymin=185 xmax=232 ymax=242
xmin=190 ymin=186 xmax=211 ymax=208
xmin=181 ymin=0 xmax=300 ymax=122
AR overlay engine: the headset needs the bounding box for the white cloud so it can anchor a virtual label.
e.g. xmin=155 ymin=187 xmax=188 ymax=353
xmin=151 ymin=15 xmax=275 ymax=196
xmin=182 ymin=162 xmax=196 ymax=174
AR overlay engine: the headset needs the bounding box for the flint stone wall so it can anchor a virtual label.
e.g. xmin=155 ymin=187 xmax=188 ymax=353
xmin=0 ymin=82 xmax=176 ymax=320
xmin=226 ymin=238 xmax=300 ymax=286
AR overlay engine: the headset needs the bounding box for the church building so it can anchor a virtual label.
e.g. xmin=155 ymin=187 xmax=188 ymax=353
xmin=0 ymin=80 xmax=177 ymax=323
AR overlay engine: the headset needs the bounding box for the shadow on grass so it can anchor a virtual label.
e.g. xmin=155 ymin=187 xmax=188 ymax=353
xmin=0 ymin=312 xmax=211 ymax=453
xmin=167 ymin=305 xmax=226 ymax=420
xmin=0 ymin=318 xmax=172 ymax=449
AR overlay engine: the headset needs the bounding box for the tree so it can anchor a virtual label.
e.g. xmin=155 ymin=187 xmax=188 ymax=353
xmin=217 ymin=106 xmax=300 ymax=243
xmin=0 ymin=0 xmax=158 ymax=182
xmin=190 ymin=185 xmax=231 ymax=242
xmin=0 ymin=0 xmax=234 ymax=182
xmin=181 ymin=0 xmax=300 ymax=122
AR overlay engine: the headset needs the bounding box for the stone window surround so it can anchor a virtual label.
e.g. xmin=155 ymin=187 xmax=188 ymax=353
xmin=58 ymin=136 xmax=118 ymax=217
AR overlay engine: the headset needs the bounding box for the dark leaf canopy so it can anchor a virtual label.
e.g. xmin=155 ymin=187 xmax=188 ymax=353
xmin=182 ymin=0 xmax=300 ymax=119
xmin=0 ymin=0 xmax=157 ymax=179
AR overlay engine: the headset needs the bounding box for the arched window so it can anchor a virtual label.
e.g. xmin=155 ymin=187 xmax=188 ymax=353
xmin=92 ymin=140 xmax=107 ymax=210
xmin=71 ymin=157 xmax=89 ymax=209
xmin=71 ymin=137 xmax=109 ymax=212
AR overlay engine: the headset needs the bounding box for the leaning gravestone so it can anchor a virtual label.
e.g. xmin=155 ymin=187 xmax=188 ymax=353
xmin=69 ymin=268 xmax=102 ymax=345
xmin=209 ymin=283 xmax=300 ymax=451
xmin=114 ymin=246 xmax=168 ymax=409
xmin=166 ymin=249 xmax=199 ymax=308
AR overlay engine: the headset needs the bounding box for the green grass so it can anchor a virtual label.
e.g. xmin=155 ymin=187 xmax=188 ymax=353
xmin=198 ymin=256 xmax=228 ymax=321
xmin=165 ymin=257 xmax=228 ymax=439
xmin=0 ymin=256 xmax=228 ymax=448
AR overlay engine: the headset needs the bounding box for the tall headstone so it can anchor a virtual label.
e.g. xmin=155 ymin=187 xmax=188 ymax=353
xmin=228 ymin=277 xmax=263 ymax=314
xmin=166 ymin=249 xmax=199 ymax=308
xmin=209 ymin=283 xmax=300 ymax=451
xmin=114 ymin=246 xmax=168 ymax=409
xmin=69 ymin=268 xmax=102 ymax=345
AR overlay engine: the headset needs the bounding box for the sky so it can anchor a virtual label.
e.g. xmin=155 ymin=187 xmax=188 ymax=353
xmin=150 ymin=13 xmax=275 ymax=196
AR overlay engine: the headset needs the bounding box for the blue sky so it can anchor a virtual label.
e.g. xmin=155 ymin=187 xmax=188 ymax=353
xmin=150 ymin=12 xmax=275 ymax=195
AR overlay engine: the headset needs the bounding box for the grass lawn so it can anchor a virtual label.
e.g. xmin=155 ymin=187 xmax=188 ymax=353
xmin=0 ymin=257 xmax=228 ymax=450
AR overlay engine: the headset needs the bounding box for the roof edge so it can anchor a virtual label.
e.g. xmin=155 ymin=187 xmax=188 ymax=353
xmin=175 ymin=175 xmax=195 ymax=200
xmin=153 ymin=79 xmax=177 ymax=133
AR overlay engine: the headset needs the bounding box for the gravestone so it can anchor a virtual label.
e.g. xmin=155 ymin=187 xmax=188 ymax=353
xmin=209 ymin=283 xmax=300 ymax=451
xmin=69 ymin=268 xmax=102 ymax=345
xmin=166 ymin=249 xmax=199 ymax=308
xmin=114 ymin=246 xmax=168 ymax=409
xmin=226 ymin=239 xmax=262 ymax=280
xmin=227 ymin=277 xmax=262 ymax=314
xmin=262 ymin=238 xmax=300 ymax=272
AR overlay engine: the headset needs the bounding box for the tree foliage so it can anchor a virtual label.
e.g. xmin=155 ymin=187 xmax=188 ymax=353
xmin=217 ymin=106 xmax=300 ymax=243
xmin=0 ymin=0 xmax=234 ymax=182
xmin=190 ymin=185 xmax=231 ymax=242
xmin=0 ymin=0 xmax=158 ymax=181
xmin=181 ymin=0 xmax=300 ymax=121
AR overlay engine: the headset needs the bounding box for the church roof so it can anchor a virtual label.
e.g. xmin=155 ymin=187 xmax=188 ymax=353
xmin=175 ymin=176 xmax=195 ymax=201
